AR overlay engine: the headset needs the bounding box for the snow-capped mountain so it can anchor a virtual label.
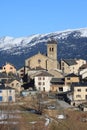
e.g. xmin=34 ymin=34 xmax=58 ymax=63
xmin=1 ymin=28 xmax=87 ymax=69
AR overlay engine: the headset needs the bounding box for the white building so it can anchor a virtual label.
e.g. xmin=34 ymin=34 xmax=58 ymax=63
xmin=34 ymin=71 xmax=53 ymax=92
xmin=0 ymin=85 xmax=15 ymax=102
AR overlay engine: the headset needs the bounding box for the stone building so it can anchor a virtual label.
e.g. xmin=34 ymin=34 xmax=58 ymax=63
xmin=25 ymin=40 xmax=59 ymax=74
xmin=2 ymin=62 xmax=16 ymax=74
xmin=60 ymin=59 xmax=86 ymax=75
xmin=68 ymin=83 xmax=87 ymax=106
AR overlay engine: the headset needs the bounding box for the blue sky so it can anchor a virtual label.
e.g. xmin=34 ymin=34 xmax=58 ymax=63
xmin=0 ymin=0 xmax=87 ymax=37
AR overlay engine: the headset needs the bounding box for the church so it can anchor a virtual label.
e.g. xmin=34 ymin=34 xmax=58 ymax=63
xmin=25 ymin=40 xmax=59 ymax=73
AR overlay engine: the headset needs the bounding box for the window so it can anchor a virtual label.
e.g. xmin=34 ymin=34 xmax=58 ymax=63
xmin=38 ymin=82 xmax=41 ymax=85
xmin=38 ymin=59 xmax=41 ymax=64
xmin=85 ymin=89 xmax=87 ymax=92
xmin=12 ymin=83 xmax=14 ymax=87
xmin=0 ymin=90 xmax=2 ymax=93
xmin=49 ymin=47 xmax=54 ymax=52
xmin=16 ymin=83 xmax=19 ymax=87
xmin=43 ymin=87 xmax=45 ymax=92
xmin=43 ymin=77 xmax=45 ymax=80
xmin=28 ymin=60 xmax=30 ymax=66
xmin=38 ymin=77 xmax=41 ymax=80
xmin=85 ymin=95 xmax=87 ymax=100
xmin=21 ymin=70 xmax=24 ymax=72
xmin=76 ymin=95 xmax=81 ymax=98
xmin=10 ymin=67 xmax=13 ymax=69
xmin=43 ymin=82 xmax=45 ymax=85
xmin=21 ymin=74 xmax=24 ymax=76
xmin=9 ymin=90 xmax=12 ymax=93
xmin=59 ymin=87 xmax=63 ymax=91
xmin=67 ymin=83 xmax=71 ymax=86
xmin=77 ymin=89 xmax=81 ymax=92
xmin=0 ymin=96 xmax=2 ymax=101
xmin=52 ymin=86 xmax=54 ymax=91
xmin=62 ymin=62 xmax=64 ymax=66
xmin=52 ymin=48 xmax=54 ymax=51
xmin=9 ymin=96 xmax=12 ymax=101
xmin=62 ymin=67 xmax=64 ymax=71
xmin=67 ymin=77 xmax=70 ymax=80
xmin=39 ymin=87 xmax=41 ymax=90
xmin=49 ymin=48 xmax=51 ymax=51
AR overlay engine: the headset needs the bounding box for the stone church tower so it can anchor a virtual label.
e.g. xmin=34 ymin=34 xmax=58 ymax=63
xmin=25 ymin=39 xmax=59 ymax=73
xmin=47 ymin=40 xmax=57 ymax=60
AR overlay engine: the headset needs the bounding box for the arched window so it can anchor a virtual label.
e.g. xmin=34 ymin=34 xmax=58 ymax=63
xmin=38 ymin=59 xmax=41 ymax=64
xmin=49 ymin=48 xmax=51 ymax=51
xmin=52 ymin=48 xmax=54 ymax=51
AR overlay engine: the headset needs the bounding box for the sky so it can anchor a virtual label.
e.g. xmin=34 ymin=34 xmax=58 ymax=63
xmin=0 ymin=0 xmax=87 ymax=37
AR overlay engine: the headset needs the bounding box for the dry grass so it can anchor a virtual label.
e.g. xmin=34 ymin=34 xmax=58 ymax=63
xmin=48 ymin=109 xmax=87 ymax=130
xmin=17 ymin=95 xmax=87 ymax=130
xmin=1 ymin=95 xmax=87 ymax=130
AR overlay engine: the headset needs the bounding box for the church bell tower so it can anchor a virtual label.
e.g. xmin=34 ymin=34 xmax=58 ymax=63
xmin=47 ymin=39 xmax=57 ymax=60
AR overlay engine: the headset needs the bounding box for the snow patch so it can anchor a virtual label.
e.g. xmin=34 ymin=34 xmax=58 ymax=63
xmin=0 ymin=28 xmax=87 ymax=53
xmin=57 ymin=114 xmax=66 ymax=119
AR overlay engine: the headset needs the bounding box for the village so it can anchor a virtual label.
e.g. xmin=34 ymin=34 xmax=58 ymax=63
xmin=0 ymin=39 xmax=87 ymax=129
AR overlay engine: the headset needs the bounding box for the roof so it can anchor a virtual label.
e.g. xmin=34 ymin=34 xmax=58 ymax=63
xmin=35 ymin=71 xmax=53 ymax=77
xmin=3 ymin=62 xmax=16 ymax=69
xmin=0 ymin=84 xmax=5 ymax=89
xmin=62 ymin=59 xmax=77 ymax=66
xmin=31 ymin=66 xmax=46 ymax=71
xmin=5 ymin=86 xmax=15 ymax=90
xmin=47 ymin=39 xmax=57 ymax=44
xmin=0 ymin=85 xmax=14 ymax=90
xmin=65 ymin=73 xmax=79 ymax=77
xmin=72 ymin=82 xmax=87 ymax=87
xmin=79 ymin=64 xmax=87 ymax=69
xmin=7 ymin=78 xmax=21 ymax=84
xmin=25 ymin=52 xmax=48 ymax=61
xmin=51 ymin=78 xmax=64 ymax=84
xmin=0 ymin=73 xmax=8 ymax=78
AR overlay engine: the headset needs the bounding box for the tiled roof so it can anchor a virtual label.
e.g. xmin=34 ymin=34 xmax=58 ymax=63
xmin=63 ymin=59 xmax=77 ymax=66
xmin=47 ymin=39 xmax=57 ymax=44
xmin=65 ymin=73 xmax=79 ymax=77
xmin=79 ymin=64 xmax=87 ymax=69
xmin=51 ymin=78 xmax=64 ymax=84
xmin=0 ymin=85 xmax=14 ymax=89
xmin=72 ymin=82 xmax=87 ymax=87
xmin=7 ymin=78 xmax=21 ymax=84
xmin=35 ymin=71 xmax=53 ymax=77
xmin=3 ymin=62 xmax=16 ymax=68
xmin=31 ymin=66 xmax=46 ymax=71
xmin=0 ymin=73 xmax=8 ymax=78
xmin=5 ymin=86 xmax=15 ymax=89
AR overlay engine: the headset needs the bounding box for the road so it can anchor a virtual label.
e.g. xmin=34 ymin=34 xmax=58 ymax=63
xmin=56 ymin=99 xmax=72 ymax=110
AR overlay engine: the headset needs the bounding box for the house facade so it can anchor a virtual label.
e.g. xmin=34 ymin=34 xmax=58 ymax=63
xmin=34 ymin=71 xmax=53 ymax=92
xmin=61 ymin=59 xmax=86 ymax=75
xmin=65 ymin=73 xmax=80 ymax=86
xmin=7 ymin=79 xmax=23 ymax=93
xmin=2 ymin=62 xmax=16 ymax=74
xmin=0 ymin=86 xmax=15 ymax=102
xmin=50 ymin=78 xmax=71 ymax=93
xmin=68 ymin=83 xmax=87 ymax=106
xmin=79 ymin=64 xmax=87 ymax=79
xmin=50 ymin=78 xmax=64 ymax=92
xmin=17 ymin=67 xmax=24 ymax=78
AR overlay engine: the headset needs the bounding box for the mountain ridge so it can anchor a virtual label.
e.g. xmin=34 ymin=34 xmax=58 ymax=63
xmin=0 ymin=28 xmax=87 ymax=69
